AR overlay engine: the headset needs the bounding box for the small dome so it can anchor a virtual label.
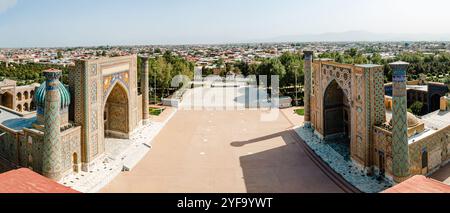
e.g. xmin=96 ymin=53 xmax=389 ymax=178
xmin=389 ymin=112 xmax=421 ymax=128
xmin=34 ymin=81 xmax=71 ymax=109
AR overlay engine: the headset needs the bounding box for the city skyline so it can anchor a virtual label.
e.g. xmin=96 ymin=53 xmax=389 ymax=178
xmin=1 ymin=0 xmax=450 ymax=47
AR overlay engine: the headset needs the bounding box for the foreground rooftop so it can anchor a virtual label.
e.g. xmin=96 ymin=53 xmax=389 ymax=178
xmin=383 ymin=175 xmax=450 ymax=193
xmin=0 ymin=168 xmax=79 ymax=193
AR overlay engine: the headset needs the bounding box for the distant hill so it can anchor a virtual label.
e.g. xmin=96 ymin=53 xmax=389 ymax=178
xmin=264 ymin=31 xmax=450 ymax=42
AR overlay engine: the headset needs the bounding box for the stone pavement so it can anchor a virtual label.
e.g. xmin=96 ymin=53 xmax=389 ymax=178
xmin=294 ymin=126 xmax=393 ymax=193
xmin=58 ymin=108 xmax=177 ymax=193
xmin=101 ymin=109 xmax=344 ymax=193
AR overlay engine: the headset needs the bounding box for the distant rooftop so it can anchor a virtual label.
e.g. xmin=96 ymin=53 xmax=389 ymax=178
xmin=356 ymin=64 xmax=382 ymax=68
xmin=389 ymin=61 xmax=410 ymax=66
xmin=406 ymin=85 xmax=428 ymax=92
xmin=421 ymin=110 xmax=450 ymax=130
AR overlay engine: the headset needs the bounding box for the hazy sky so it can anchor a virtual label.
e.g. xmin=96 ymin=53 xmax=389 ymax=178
xmin=1 ymin=0 xmax=450 ymax=47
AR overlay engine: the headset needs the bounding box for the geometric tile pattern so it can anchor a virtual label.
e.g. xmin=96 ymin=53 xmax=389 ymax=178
xmin=391 ymin=63 xmax=410 ymax=182
xmin=72 ymin=63 xmax=84 ymax=125
xmin=141 ymin=58 xmax=150 ymax=121
xmin=90 ymin=80 xmax=98 ymax=104
xmin=392 ymin=96 xmax=410 ymax=179
xmin=89 ymin=64 xmax=98 ymax=77
xmin=322 ymin=65 xmax=352 ymax=104
xmin=372 ymin=69 xmax=385 ymax=126
xmin=42 ymin=73 xmax=62 ymax=180
xmin=103 ymin=72 xmax=130 ymax=100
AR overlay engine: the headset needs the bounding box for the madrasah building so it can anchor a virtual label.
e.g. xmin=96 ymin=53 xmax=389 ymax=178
xmin=0 ymin=52 xmax=449 ymax=186
xmin=0 ymin=56 xmax=151 ymax=180
xmin=303 ymin=51 xmax=449 ymax=183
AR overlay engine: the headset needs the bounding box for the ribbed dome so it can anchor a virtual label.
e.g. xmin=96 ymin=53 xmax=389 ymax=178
xmin=34 ymin=82 xmax=71 ymax=109
xmin=389 ymin=112 xmax=421 ymax=128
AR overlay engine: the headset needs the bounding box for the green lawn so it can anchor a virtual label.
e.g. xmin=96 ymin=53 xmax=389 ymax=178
xmin=149 ymin=107 xmax=165 ymax=116
xmin=295 ymin=108 xmax=305 ymax=116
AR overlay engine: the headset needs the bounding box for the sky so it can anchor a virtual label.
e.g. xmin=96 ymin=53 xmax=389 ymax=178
xmin=1 ymin=0 xmax=450 ymax=47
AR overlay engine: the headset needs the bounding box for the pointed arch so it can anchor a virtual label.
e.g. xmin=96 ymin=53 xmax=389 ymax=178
xmin=323 ymin=80 xmax=351 ymax=143
xmin=103 ymin=81 xmax=130 ymax=138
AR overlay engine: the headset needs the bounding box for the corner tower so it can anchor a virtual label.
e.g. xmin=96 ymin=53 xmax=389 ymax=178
xmin=303 ymin=50 xmax=313 ymax=128
xmin=390 ymin=61 xmax=411 ymax=183
xmin=140 ymin=56 xmax=150 ymax=125
xmin=42 ymin=69 xmax=63 ymax=180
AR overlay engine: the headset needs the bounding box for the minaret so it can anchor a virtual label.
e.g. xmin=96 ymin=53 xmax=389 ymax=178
xmin=390 ymin=61 xmax=411 ymax=183
xmin=303 ymin=51 xmax=313 ymax=128
xmin=140 ymin=56 xmax=150 ymax=125
xmin=42 ymin=69 xmax=62 ymax=180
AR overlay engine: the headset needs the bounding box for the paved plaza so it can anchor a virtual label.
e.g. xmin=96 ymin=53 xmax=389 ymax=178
xmin=101 ymin=109 xmax=344 ymax=193
xmin=431 ymin=163 xmax=450 ymax=185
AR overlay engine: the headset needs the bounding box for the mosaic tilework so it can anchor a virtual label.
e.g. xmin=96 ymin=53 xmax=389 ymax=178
xmin=373 ymin=69 xmax=385 ymax=126
xmin=103 ymin=72 xmax=130 ymax=100
xmin=90 ymin=80 xmax=98 ymax=104
xmin=389 ymin=63 xmax=411 ymax=182
xmin=90 ymin=64 xmax=98 ymax=77
xmin=90 ymin=135 xmax=98 ymax=156
xmin=303 ymin=53 xmax=313 ymax=124
xmin=322 ymin=65 xmax=352 ymax=104
xmin=141 ymin=58 xmax=150 ymax=121
xmin=72 ymin=62 xmax=84 ymax=125
xmin=42 ymin=76 xmax=62 ymax=180
xmin=392 ymin=75 xmax=410 ymax=181
xmin=90 ymin=109 xmax=98 ymax=132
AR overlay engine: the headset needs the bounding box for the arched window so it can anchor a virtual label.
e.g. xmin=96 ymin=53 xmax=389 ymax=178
xmin=17 ymin=92 xmax=22 ymax=101
xmin=72 ymin=153 xmax=79 ymax=173
xmin=422 ymin=148 xmax=428 ymax=169
xmin=16 ymin=104 xmax=22 ymax=112
xmin=24 ymin=91 xmax=29 ymax=100
xmin=30 ymin=101 xmax=36 ymax=111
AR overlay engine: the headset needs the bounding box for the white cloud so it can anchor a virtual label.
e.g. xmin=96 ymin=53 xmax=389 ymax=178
xmin=0 ymin=0 xmax=17 ymax=14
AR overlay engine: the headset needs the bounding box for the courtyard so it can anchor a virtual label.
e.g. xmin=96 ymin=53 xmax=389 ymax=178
xmin=101 ymin=108 xmax=344 ymax=193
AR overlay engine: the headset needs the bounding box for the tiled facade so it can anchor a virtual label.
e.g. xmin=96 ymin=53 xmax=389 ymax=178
xmin=0 ymin=55 xmax=148 ymax=180
xmin=304 ymin=54 xmax=449 ymax=183
xmin=308 ymin=60 xmax=385 ymax=170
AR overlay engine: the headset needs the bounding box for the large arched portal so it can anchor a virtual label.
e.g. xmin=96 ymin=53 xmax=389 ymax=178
xmin=323 ymin=80 xmax=351 ymax=144
xmin=103 ymin=83 xmax=130 ymax=139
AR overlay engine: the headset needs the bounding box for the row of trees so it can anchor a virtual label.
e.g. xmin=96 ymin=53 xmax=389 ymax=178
xmin=0 ymin=62 xmax=70 ymax=86
xmin=200 ymin=52 xmax=305 ymax=104
xmin=319 ymin=48 xmax=450 ymax=82
xmin=145 ymin=51 xmax=195 ymax=99
xmin=0 ymin=52 xmax=195 ymax=102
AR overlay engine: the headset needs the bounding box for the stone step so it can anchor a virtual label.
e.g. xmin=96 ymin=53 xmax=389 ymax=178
xmin=122 ymin=144 xmax=152 ymax=171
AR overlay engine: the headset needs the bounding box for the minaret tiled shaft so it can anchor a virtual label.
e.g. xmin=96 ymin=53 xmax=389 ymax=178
xmin=140 ymin=57 xmax=150 ymax=124
xmin=42 ymin=69 xmax=62 ymax=180
xmin=390 ymin=61 xmax=411 ymax=183
xmin=303 ymin=51 xmax=313 ymax=128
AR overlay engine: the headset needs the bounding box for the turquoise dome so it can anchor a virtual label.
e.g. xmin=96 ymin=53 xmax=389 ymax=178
xmin=34 ymin=81 xmax=71 ymax=109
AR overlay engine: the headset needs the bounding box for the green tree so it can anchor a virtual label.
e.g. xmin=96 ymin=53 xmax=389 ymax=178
xmin=56 ymin=50 xmax=63 ymax=59
xmin=409 ymin=101 xmax=424 ymax=115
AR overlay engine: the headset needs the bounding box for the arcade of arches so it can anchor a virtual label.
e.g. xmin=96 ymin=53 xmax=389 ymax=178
xmin=0 ymin=87 xmax=36 ymax=113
